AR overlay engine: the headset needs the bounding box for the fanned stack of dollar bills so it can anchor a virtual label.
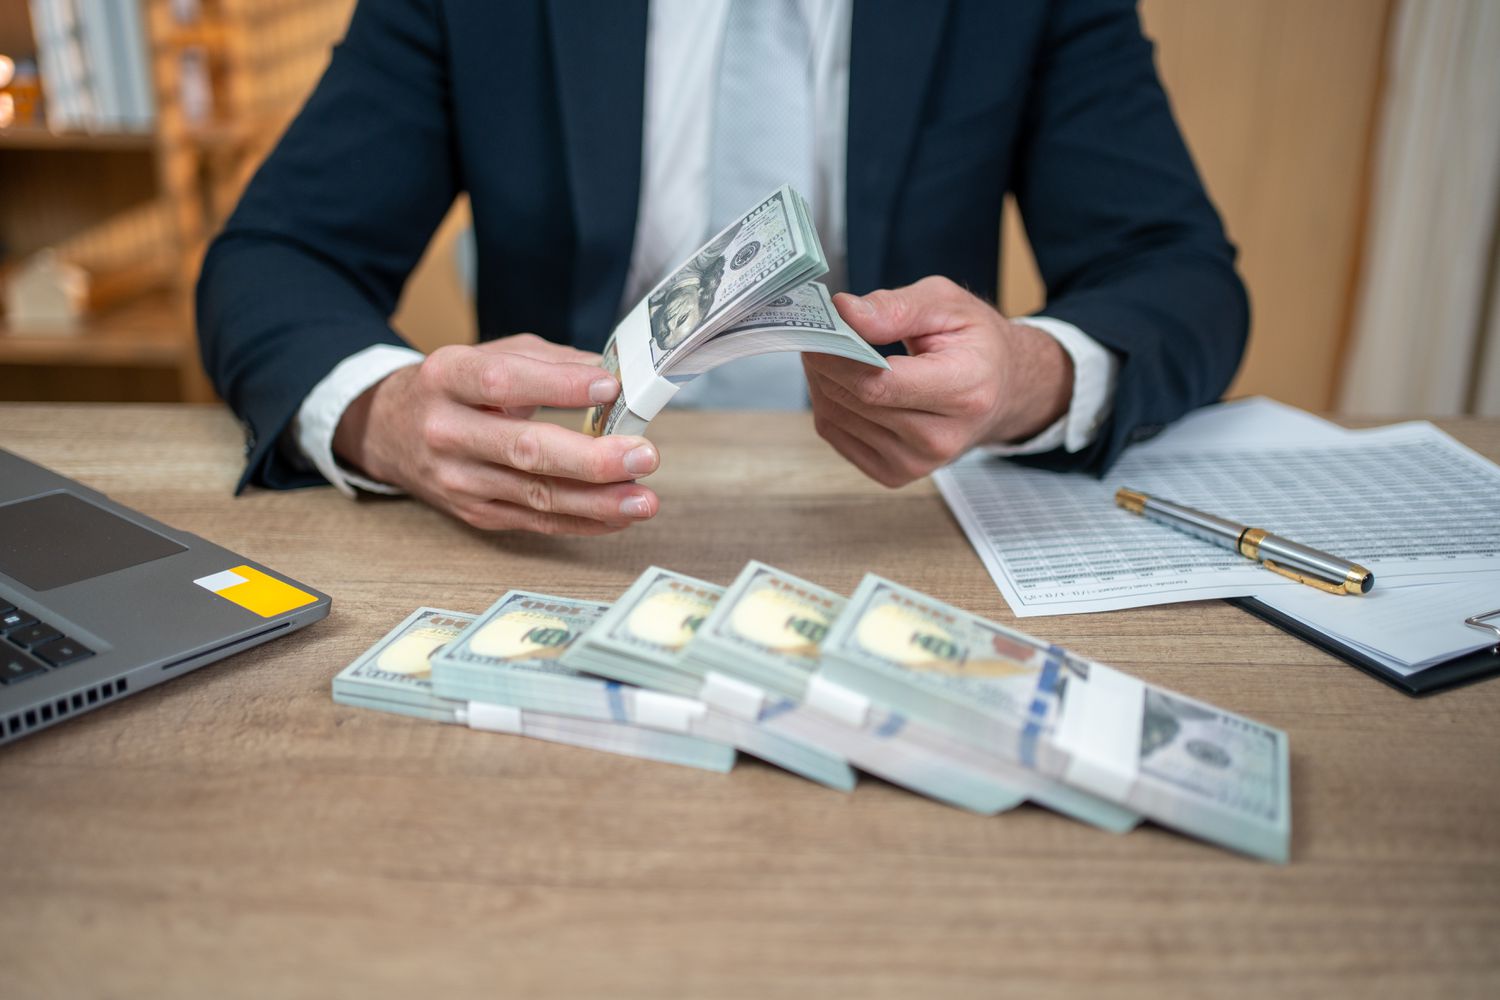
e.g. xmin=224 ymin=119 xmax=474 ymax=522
xmin=333 ymin=564 xmax=1292 ymax=862
xmin=331 ymin=607 xmax=734 ymax=772
xmin=813 ymin=575 xmax=1289 ymax=861
xmin=680 ymin=563 xmax=1136 ymax=828
xmin=583 ymin=185 xmax=888 ymax=437
xmin=427 ymin=587 xmax=854 ymax=790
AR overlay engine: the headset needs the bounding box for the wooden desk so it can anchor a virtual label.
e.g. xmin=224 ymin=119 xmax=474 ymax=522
xmin=1 ymin=404 xmax=1497 ymax=998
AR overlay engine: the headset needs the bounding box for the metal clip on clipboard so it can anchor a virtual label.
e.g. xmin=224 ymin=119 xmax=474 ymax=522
xmin=1466 ymin=609 xmax=1500 ymax=655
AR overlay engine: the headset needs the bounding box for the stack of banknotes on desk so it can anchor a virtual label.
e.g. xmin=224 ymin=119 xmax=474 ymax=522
xmin=331 ymin=607 xmax=734 ymax=772
xmin=333 ymin=563 xmax=1291 ymax=862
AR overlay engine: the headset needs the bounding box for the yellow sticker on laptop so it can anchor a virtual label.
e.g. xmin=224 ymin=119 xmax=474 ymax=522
xmin=194 ymin=565 xmax=317 ymax=618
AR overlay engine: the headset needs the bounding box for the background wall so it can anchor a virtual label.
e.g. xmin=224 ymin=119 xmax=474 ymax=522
xmin=999 ymin=0 xmax=1392 ymax=411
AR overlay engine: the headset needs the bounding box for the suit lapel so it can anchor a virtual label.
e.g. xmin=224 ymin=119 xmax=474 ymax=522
xmin=546 ymin=0 xmax=649 ymax=352
xmin=845 ymin=0 xmax=952 ymax=294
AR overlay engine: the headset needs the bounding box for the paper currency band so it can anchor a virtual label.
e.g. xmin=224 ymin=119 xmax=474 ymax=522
xmin=1020 ymin=652 xmax=1065 ymax=767
xmin=632 ymin=690 xmax=707 ymax=733
xmin=805 ymin=674 xmax=871 ymax=729
xmin=1051 ymin=663 xmax=1145 ymax=801
xmin=699 ymin=671 xmax=767 ymax=721
xmin=605 ymin=681 xmax=629 ymax=723
xmin=464 ymin=701 xmax=525 ymax=735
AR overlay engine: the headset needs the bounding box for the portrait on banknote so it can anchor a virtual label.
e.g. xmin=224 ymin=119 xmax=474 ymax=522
xmin=468 ymin=608 xmax=574 ymax=661
xmin=648 ymin=224 xmax=736 ymax=367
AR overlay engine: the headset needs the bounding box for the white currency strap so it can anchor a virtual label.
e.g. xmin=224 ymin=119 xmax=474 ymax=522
xmin=1051 ymin=664 xmax=1145 ymax=801
xmin=612 ymin=299 xmax=682 ymax=423
xmin=699 ymin=671 xmax=766 ymax=721
xmin=465 ymin=701 xmax=524 ymax=735
xmin=631 ymin=690 xmax=707 ymax=733
xmin=804 ymin=673 xmax=870 ymax=728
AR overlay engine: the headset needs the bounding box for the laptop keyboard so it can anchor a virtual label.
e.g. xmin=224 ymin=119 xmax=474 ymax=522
xmin=1 ymin=600 xmax=96 ymax=685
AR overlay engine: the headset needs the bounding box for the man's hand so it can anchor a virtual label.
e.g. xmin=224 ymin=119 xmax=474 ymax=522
xmin=804 ymin=276 xmax=1074 ymax=488
xmin=333 ymin=333 xmax=660 ymax=534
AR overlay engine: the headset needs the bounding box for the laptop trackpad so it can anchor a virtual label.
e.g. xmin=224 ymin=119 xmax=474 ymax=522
xmin=0 ymin=492 xmax=188 ymax=592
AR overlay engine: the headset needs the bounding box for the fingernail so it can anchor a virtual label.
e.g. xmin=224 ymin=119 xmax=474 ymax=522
xmin=623 ymin=443 xmax=658 ymax=476
xmin=589 ymin=377 xmax=619 ymax=403
xmin=619 ymin=494 xmax=652 ymax=518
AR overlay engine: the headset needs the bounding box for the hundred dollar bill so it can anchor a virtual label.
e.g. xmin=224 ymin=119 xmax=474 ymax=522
xmin=684 ymin=562 xmax=1135 ymax=828
xmin=450 ymin=585 xmax=854 ymax=790
xmin=583 ymin=185 xmax=887 ymax=437
xmin=1027 ymin=655 xmax=1290 ymax=863
xmin=332 ymin=608 xmax=735 ymax=773
xmin=820 ymin=575 xmax=1289 ymax=861
xmin=561 ymin=567 xmax=723 ymax=695
xmin=431 ymin=590 xmax=614 ymax=711
xmin=679 ymin=562 xmax=1016 ymax=813
xmin=680 ymin=560 xmax=840 ymax=699
xmin=332 ymin=607 xmax=474 ymax=716
xmin=664 ymin=282 xmax=886 ymax=377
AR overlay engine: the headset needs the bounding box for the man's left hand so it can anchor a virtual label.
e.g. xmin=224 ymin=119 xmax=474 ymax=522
xmin=803 ymin=276 xmax=1074 ymax=487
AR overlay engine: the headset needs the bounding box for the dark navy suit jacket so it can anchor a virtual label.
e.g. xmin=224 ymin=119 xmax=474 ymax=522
xmin=197 ymin=0 xmax=1248 ymax=491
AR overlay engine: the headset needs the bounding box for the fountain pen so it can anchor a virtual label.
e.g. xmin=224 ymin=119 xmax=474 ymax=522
xmin=1115 ymin=488 xmax=1374 ymax=595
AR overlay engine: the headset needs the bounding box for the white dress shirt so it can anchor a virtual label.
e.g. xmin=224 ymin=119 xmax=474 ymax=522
xmin=292 ymin=0 xmax=1118 ymax=497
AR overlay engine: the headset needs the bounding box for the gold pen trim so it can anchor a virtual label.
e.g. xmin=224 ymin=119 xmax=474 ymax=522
xmin=1114 ymin=487 xmax=1147 ymax=514
xmin=1258 ymin=552 xmax=1372 ymax=596
xmin=1237 ymin=527 xmax=1268 ymax=560
xmin=1261 ymin=559 xmax=1348 ymax=594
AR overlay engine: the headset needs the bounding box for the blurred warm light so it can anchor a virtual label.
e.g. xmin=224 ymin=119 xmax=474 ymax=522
xmin=0 ymin=53 xmax=11 ymax=127
xmin=0 ymin=54 xmax=12 ymax=127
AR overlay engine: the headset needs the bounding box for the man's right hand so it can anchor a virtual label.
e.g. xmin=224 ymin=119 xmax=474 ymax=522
xmin=332 ymin=333 xmax=660 ymax=535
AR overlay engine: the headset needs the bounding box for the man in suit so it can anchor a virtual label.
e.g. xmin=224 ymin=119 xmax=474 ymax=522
xmin=197 ymin=0 xmax=1247 ymax=535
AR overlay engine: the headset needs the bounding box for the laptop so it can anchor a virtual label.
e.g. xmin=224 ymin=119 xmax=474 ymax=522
xmin=0 ymin=447 xmax=331 ymax=746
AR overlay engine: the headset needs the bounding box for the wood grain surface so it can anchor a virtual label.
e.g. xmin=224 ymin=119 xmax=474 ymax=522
xmin=0 ymin=404 xmax=1496 ymax=999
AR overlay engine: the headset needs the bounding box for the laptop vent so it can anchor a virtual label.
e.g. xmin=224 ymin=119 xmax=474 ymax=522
xmin=4 ymin=676 xmax=129 ymax=739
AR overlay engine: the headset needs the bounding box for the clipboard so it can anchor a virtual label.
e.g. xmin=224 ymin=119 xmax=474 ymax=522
xmin=1227 ymin=599 xmax=1500 ymax=698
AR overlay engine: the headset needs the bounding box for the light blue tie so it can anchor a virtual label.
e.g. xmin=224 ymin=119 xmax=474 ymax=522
xmin=671 ymin=0 xmax=815 ymax=411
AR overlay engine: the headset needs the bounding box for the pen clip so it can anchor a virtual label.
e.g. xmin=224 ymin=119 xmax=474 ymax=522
xmin=1261 ymin=559 xmax=1348 ymax=595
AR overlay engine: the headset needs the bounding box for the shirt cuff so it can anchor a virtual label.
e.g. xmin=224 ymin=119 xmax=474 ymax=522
xmin=289 ymin=344 xmax=427 ymax=499
xmin=983 ymin=315 xmax=1119 ymax=457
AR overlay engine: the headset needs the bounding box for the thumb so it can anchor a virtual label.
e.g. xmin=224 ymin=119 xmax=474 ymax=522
xmin=833 ymin=278 xmax=971 ymax=347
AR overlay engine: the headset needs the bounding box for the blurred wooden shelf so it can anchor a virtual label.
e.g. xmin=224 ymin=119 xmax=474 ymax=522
xmin=0 ymin=293 xmax=187 ymax=366
xmin=0 ymin=124 xmax=159 ymax=152
xmin=0 ymin=290 xmax=203 ymax=383
xmin=0 ymin=119 xmax=263 ymax=152
xmin=1 ymin=0 xmax=354 ymax=404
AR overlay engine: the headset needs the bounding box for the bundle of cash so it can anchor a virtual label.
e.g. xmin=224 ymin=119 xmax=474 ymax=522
xmin=680 ymin=562 xmax=1136 ymax=828
xmin=330 ymin=567 xmax=1293 ymax=861
xmin=553 ymin=570 xmax=856 ymax=791
xmin=431 ymin=587 xmax=853 ymax=789
xmin=431 ymin=592 xmax=618 ymax=712
xmin=678 ymin=560 xmax=835 ymax=700
xmin=818 ymin=576 xmax=1292 ymax=862
xmin=583 ymin=185 xmax=888 ymax=437
xmin=332 ymin=607 xmax=735 ymax=773
xmin=559 ymin=568 xmax=720 ymax=696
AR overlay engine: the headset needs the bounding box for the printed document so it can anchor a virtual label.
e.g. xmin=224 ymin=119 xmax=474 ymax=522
xmin=934 ymin=399 xmax=1500 ymax=618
